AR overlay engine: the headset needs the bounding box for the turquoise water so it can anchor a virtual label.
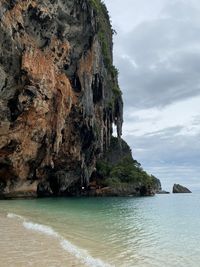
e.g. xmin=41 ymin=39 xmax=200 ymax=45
xmin=0 ymin=194 xmax=200 ymax=267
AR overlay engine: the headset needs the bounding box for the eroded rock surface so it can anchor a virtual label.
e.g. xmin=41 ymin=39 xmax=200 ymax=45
xmin=173 ymin=184 xmax=191 ymax=193
xmin=0 ymin=0 xmax=123 ymax=198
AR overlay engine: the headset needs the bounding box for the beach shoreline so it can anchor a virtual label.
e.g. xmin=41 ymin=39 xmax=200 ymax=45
xmin=0 ymin=212 xmax=86 ymax=267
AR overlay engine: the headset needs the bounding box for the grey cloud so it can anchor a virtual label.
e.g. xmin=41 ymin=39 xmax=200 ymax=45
xmin=192 ymin=115 xmax=200 ymax=125
xmin=124 ymin=127 xmax=200 ymax=169
xmin=161 ymin=0 xmax=200 ymax=21
xmin=142 ymin=126 xmax=184 ymax=138
xmin=123 ymin=127 xmax=200 ymax=189
xmin=118 ymin=54 xmax=200 ymax=108
xmin=113 ymin=2 xmax=200 ymax=108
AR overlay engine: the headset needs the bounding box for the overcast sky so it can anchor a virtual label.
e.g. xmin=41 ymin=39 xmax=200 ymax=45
xmin=104 ymin=0 xmax=200 ymax=191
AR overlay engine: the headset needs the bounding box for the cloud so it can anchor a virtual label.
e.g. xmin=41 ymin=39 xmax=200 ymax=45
xmin=124 ymin=126 xmax=200 ymax=190
xmin=105 ymin=0 xmax=168 ymax=32
xmin=111 ymin=0 xmax=200 ymax=108
xmin=161 ymin=0 xmax=200 ymax=21
xmin=123 ymin=95 xmax=200 ymax=136
xmin=125 ymin=126 xmax=200 ymax=165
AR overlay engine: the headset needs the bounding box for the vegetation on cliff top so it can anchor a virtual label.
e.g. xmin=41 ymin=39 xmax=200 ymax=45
xmin=89 ymin=0 xmax=114 ymax=67
xmin=97 ymin=157 xmax=160 ymax=189
xmin=89 ymin=0 xmax=122 ymax=98
xmin=96 ymin=137 xmax=161 ymax=191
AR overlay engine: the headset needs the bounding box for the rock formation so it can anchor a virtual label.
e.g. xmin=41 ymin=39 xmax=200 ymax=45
xmin=157 ymin=190 xmax=170 ymax=194
xmin=88 ymin=137 xmax=161 ymax=196
xmin=173 ymin=184 xmax=191 ymax=193
xmin=0 ymin=0 xmax=160 ymax=198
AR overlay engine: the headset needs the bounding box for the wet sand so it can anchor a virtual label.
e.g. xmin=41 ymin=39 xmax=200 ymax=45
xmin=0 ymin=213 xmax=84 ymax=267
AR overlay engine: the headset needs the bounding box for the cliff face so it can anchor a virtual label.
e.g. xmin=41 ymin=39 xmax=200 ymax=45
xmin=90 ymin=137 xmax=161 ymax=196
xmin=0 ymin=0 xmax=123 ymax=198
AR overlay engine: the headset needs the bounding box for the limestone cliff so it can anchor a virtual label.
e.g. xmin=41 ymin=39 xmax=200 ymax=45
xmin=0 ymin=0 xmax=123 ymax=198
xmin=0 ymin=0 xmax=160 ymax=198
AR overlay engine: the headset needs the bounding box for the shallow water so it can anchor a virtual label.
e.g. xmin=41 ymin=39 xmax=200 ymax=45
xmin=0 ymin=194 xmax=200 ymax=267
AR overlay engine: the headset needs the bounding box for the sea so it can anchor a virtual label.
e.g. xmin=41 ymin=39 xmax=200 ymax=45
xmin=0 ymin=193 xmax=200 ymax=267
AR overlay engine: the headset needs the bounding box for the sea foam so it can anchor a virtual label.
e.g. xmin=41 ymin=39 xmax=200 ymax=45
xmin=7 ymin=212 xmax=113 ymax=267
xmin=7 ymin=212 xmax=25 ymax=220
xmin=23 ymin=221 xmax=59 ymax=238
xmin=60 ymin=239 xmax=112 ymax=267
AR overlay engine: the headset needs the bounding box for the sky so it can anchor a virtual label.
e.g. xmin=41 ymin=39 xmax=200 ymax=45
xmin=104 ymin=0 xmax=200 ymax=191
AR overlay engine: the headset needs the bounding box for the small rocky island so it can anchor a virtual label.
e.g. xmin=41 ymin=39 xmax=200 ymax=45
xmin=173 ymin=184 xmax=192 ymax=193
xmin=0 ymin=0 xmax=161 ymax=198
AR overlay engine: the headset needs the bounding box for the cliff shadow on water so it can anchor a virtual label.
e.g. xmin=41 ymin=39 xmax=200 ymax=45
xmin=0 ymin=0 xmax=161 ymax=198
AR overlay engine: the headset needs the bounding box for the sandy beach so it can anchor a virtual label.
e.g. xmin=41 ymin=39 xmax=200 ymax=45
xmin=0 ymin=212 xmax=84 ymax=267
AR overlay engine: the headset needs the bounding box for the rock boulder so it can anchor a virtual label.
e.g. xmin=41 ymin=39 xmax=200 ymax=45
xmin=173 ymin=184 xmax=191 ymax=193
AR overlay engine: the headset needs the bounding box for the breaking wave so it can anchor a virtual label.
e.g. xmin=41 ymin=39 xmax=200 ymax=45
xmin=7 ymin=213 xmax=112 ymax=267
xmin=23 ymin=221 xmax=59 ymax=238
xmin=7 ymin=213 xmax=25 ymax=220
